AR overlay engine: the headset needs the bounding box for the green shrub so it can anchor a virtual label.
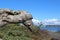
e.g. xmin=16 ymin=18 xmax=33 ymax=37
xmin=0 ymin=24 xmax=34 ymax=40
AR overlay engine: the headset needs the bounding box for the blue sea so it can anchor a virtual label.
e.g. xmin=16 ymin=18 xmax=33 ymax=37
xmin=40 ymin=25 xmax=60 ymax=32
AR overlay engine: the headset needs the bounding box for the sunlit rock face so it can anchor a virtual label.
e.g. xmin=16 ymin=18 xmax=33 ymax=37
xmin=0 ymin=9 xmax=34 ymax=32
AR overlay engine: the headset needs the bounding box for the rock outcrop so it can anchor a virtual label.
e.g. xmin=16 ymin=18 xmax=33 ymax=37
xmin=0 ymin=9 xmax=34 ymax=32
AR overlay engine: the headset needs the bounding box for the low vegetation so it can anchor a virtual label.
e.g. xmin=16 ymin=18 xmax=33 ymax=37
xmin=0 ymin=24 xmax=56 ymax=40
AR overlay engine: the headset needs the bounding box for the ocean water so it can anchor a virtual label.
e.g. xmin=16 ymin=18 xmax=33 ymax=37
xmin=40 ymin=25 xmax=60 ymax=32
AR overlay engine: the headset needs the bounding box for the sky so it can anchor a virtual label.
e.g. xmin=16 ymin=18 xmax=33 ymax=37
xmin=0 ymin=0 xmax=60 ymax=21
xmin=0 ymin=0 xmax=60 ymax=32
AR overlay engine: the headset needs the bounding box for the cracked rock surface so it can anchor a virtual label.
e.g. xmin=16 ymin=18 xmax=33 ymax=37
xmin=0 ymin=9 xmax=34 ymax=32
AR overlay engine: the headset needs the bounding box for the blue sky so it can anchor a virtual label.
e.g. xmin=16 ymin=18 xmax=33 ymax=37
xmin=0 ymin=0 xmax=60 ymax=20
xmin=0 ymin=0 xmax=60 ymax=32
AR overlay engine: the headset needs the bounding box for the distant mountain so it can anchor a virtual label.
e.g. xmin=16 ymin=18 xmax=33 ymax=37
xmin=43 ymin=25 xmax=60 ymax=27
xmin=56 ymin=31 xmax=60 ymax=33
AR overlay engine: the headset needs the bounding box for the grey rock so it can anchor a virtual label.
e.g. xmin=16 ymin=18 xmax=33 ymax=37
xmin=0 ymin=38 xmax=2 ymax=40
xmin=0 ymin=19 xmax=7 ymax=27
xmin=23 ymin=19 xmax=34 ymax=32
xmin=0 ymin=9 xmax=34 ymax=32
xmin=0 ymin=9 xmax=15 ymax=15
xmin=14 ymin=10 xmax=33 ymax=21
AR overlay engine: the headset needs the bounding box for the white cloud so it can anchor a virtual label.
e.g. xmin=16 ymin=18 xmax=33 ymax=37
xmin=43 ymin=18 xmax=60 ymax=25
xmin=32 ymin=18 xmax=60 ymax=25
xmin=32 ymin=19 xmax=41 ymax=23
xmin=32 ymin=19 xmax=42 ymax=26
xmin=44 ymin=19 xmax=58 ymax=22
